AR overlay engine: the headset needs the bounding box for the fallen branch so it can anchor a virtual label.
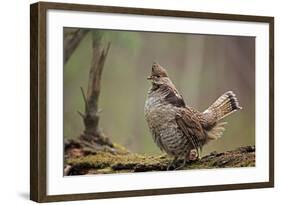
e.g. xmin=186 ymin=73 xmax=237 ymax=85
xmin=64 ymin=145 xmax=255 ymax=175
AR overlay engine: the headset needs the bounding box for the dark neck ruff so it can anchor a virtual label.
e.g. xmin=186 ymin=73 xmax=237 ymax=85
xmin=151 ymin=83 xmax=160 ymax=92
xmin=149 ymin=83 xmax=186 ymax=108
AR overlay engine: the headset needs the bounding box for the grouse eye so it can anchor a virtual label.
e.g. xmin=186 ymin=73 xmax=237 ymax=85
xmin=155 ymin=75 xmax=160 ymax=78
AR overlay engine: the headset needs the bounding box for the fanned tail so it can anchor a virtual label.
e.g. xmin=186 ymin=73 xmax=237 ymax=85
xmin=203 ymin=91 xmax=242 ymax=141
xmin=204 ymin=91 xmax=242 ymax=121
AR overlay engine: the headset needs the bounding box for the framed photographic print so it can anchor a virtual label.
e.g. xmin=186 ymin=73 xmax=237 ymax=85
xmin=30 ymin=1 xmax=274 ymax=202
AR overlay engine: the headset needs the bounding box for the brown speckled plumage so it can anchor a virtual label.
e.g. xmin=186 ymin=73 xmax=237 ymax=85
xmin=144 ymin=62 xmax=242 ymax=170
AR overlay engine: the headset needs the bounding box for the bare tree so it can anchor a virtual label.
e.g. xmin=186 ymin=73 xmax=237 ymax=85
xmin=64 ymin=30 xmax=114 ymax=159
xmin=78 ymin=31 xmax=113 ymax=148
xmin=64 ymin=28 xmax=90 ymax=64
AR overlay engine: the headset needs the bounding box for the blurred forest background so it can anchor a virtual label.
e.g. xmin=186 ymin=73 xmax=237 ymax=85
xmin=63 ymin=28 xmax=255 ymax=156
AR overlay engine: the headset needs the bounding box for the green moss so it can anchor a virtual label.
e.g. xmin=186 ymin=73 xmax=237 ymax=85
xmin=66 ymin=145 xmax=255 ymax=175
xmin=66 ymin=148 xmax=172 ymax=174
xmin=113 ymin=143 xmax=131 ymax=155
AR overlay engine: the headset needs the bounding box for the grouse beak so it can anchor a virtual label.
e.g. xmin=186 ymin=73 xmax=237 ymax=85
xmin=147 ymin=76 xmax=153 ymax=80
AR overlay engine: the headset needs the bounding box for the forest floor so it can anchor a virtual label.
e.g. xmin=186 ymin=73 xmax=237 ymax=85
xmin=64 ymin=141 xmax=255 ymax=175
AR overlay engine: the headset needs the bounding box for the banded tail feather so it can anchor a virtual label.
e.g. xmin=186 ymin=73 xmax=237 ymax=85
xmin=203 ymin=91 xmax=242 ymax=141
xmin=204 ymin=91 xmax=242 ymax=121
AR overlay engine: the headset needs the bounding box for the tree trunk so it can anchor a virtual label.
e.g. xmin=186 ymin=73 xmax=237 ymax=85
xmin=78 ymin=31 xmax=113 ymax=148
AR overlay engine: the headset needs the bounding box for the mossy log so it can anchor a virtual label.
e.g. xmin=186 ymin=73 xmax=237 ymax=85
xmin=64 ymin=140 xmax=255 ymax=175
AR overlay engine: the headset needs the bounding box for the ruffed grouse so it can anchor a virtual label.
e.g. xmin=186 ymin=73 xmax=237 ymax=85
xmin=144 ymin=62 xmax=242 ymax=170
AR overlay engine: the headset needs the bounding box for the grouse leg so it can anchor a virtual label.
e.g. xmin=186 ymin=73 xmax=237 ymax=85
xmin=175 ymin=158 xmax=188 ymax=170
xmin=167 ymin=157 xmax=178 ymax=170
xmin=175 ymin=150 xmax=190 ymax=170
